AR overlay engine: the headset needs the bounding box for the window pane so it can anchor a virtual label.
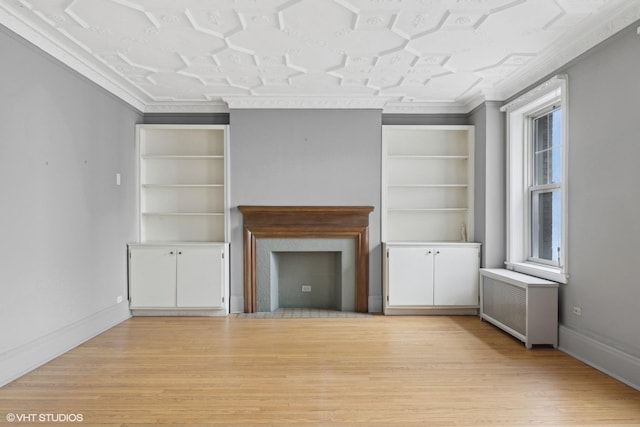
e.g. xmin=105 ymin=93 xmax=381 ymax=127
xmin=533 ymin=108 xmax=562 ymax=185
xmin=531 ymin=190 xmax=562 ymax=263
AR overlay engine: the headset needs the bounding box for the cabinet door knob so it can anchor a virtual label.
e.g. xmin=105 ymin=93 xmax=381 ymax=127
xmin=178 ymin=251 xmax=182 ymax=255
xmin=436 ymin=250 xmax=441 ymax=255
xmin=169 ymin=251 xmax=174 ymax=255
xmin=427 ymin=250 xmax=432 ymax=255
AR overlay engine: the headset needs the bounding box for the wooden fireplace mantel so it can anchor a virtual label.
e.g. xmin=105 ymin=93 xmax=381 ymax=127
xmin=238 ymin=205 xmax=374 ymax=313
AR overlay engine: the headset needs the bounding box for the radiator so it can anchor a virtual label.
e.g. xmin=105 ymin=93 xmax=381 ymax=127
xmin=479 ymin=269 xmax=559 ymax=349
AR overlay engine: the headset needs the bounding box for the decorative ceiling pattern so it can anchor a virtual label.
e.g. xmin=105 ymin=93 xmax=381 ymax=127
xmin=1 ymin=0 xmax=639 ymax=112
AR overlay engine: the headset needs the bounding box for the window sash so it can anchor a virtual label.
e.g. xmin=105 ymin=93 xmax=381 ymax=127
xmin=528 ymin=187 xmax=562 ymax=267
xmin=532 ymin=106 xmax=562 ymax=186
xmin=527 ymin=105 xmax=563 ymax=268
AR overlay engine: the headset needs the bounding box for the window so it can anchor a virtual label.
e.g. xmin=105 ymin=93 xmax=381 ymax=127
xmin=503 ymin=75 xmax=568 ymax=283
xmin=530 ymin=106 xmax=562 ymax=265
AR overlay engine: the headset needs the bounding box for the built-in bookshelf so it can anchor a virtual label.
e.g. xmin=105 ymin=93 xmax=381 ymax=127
xmin=136 ymin=125 xmax=229 ymax=243
xmin=382 ymin=125 xmax=474 ymax=242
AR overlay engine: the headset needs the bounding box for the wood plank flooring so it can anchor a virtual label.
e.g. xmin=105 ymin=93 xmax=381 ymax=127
xmin=1 ymin=315 xmax=639 ymax=426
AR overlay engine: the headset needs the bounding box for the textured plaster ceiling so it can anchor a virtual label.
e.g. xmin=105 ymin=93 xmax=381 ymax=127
xmin=1 ymin=0 xmax=639 ymax=112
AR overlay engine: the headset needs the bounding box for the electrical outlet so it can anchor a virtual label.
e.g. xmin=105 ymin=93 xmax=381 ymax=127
xmin=301 ymin=285 xmax=312 ymax=293
xmin=572 ymin=306 xmax=582 ymax=316
xmin=117 ymin=295 xmax=123 ymax=304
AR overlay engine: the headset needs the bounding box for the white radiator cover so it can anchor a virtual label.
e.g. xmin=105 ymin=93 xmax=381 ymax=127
xmin=480 ymin=269 xmax=559 ymax=349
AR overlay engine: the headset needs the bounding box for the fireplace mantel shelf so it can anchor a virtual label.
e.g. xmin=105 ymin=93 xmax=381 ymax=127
xmin=238 ymin=205 xmax=374 ymax=313
xmin=238 ymin=205 xmax=374 ymax=214
xmin=238 ymin=205 xmax=374 ymax=228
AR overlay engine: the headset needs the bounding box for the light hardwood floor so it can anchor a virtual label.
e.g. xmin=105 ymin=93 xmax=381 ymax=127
xmin=1 ymin=315 xmax=639 ymax=426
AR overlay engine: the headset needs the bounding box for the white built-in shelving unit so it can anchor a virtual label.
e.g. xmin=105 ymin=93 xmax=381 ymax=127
xmin=382 ymin=125 xmax=479 ymax=315
xmin=382 ymin=125 xmax=474 ymax=242
xmin=136 ymin=125 xmax=229 ymax=243
xmin=130 ymin=124 xmax=230 ymax=316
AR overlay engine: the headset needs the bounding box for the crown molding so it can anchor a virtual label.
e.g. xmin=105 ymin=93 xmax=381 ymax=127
xmin=146 ymin=98 xmax=479 ymax=114
xmin=493 ymin=1 xmax=640 ymax=101
xmin=224 ymin=96 xmax=389 ymax=110
xmin=500 ymin=74 xmax=567 ymax=113
xmin=0 ymin=4 xmax=149 ymax=112
xmin=382 ymin=91 xmax=499 ymax=114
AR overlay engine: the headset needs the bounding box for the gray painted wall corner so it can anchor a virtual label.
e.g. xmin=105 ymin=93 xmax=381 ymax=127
xmin=469 ymin=102 xmax=506 ymax=268
xmin=0 ymin=25 xmax=139 ymax=383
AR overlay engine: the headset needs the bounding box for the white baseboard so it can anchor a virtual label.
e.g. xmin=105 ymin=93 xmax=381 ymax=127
xmin=368 ymin=296 xmax=382 ymax=313
xmin=131 ymin=308 xmax=227 ymax=316
xmin=384 ymin=307 xmax=479 ymax=315
xmin=559 ymin=325 xmax=640 ymax=391
xmin=230 ymin=296 xmax=244 ymax=314
xmin=0 ymin=302 xmax=131 ymax=387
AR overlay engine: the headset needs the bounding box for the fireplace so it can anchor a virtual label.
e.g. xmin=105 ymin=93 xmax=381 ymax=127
xmin=237 ymin=206 xmax=374 ymax=313
xmin=256 ymin=239 xmax=354 ymax=312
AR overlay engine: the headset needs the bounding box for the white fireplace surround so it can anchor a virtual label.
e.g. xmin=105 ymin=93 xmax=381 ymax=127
xmin=256 ymin=238 xmax=356 ymax=312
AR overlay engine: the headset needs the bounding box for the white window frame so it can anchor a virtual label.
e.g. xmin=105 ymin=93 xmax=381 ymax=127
xmin=502 ymin=75 xmax=569 ymax=283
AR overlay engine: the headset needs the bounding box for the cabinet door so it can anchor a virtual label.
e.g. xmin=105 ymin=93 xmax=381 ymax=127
xmin=433 ymin=247 xmax=479 ymax=306
xmin=176 ymin=246 xmax=224 ymax=308
xmin=129 ymin=247 xmax=177 ymax=308
xmin=388 ymin=247 xmax=434 ymax=306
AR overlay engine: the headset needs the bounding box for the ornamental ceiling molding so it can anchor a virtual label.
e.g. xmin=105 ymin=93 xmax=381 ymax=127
xmin=0 ymin=4 xmax=147 ymax=112
xmin=2 ymin=1 xmax=639 ymax=114
xmin=224 ymin=96 xmax=389 ymax=110
xmin=500 ymin=74 xmax=567 ymax=113
xmin=494 ymin=1 xmax=640 ymax=102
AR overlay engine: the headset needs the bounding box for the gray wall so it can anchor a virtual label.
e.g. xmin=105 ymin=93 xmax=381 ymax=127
xmin=0 ymin=26 xmax=139 ymax=383
xmin=492 ymin=21 xmax=640 ymax=386
xmin=382 ymin=113 xmax=469 ymax=126
xmin=556 ymin=22 xmax=640 ymax=357
xmin=229 ymin=109 xmax=382 ymax=312
xmin=469 ymin=101 xmax=505 ymax=268
xmin=143 ymin=113 xmax=229 ymax=125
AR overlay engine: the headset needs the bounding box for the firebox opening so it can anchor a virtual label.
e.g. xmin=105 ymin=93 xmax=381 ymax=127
xmin=256 ymin=237 xmax=356 ymax=313
xmin=275 ymin=251 xmax=341 ymax=310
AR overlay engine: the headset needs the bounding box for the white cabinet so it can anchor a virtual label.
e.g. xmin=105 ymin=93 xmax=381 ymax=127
xmin=383 ymin=243 xmax=481 ymax=315
xmin=387 ymin=246 xmax=434 ymax=306
xmin=129 ymin=246 xmax=177 ymax=308
xmin=129 ymin=243 xmax=229 ymax=314
xmin=177 ymin=247 xmax=225 ymax=307
xmin=434 ymin=246 xmax=481 ymax=306
xmin=382 ymin=125 xmax=474 ymax=242
xmin=130 ymin=125 xmax=230 ymax=316
xmin=382 ymin=125 xmax=478 ymax=316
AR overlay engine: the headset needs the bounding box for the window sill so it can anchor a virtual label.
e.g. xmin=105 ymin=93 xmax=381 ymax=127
xmin=504 ymin=262 xmax=568 ymax=284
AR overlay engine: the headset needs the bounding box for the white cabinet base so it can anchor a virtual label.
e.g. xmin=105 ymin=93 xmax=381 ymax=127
xmin=128 ymin=242 xmax=229 ymax=316
xmin=383 ymin=242 xmax=481 ymax=315
xmin=130 ymin=309 xmax=227 ymax=317
xmin=383 ymin=307 xmax=479 ymax=316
